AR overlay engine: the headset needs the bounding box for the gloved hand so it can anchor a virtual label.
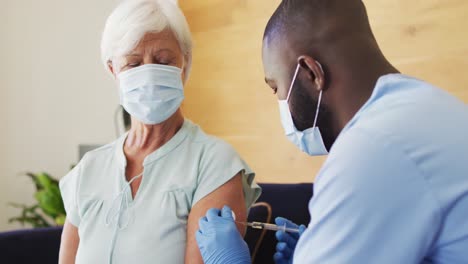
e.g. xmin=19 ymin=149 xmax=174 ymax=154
xmin=196 ymin=206 xmax=251 ymax=264
xmin=273 ymin=217 xmax=307 ymax=264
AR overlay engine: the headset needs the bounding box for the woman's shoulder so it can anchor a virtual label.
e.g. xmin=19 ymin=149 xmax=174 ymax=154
xmin=185 ymin=120 xmax=238 ymax=155
xmin=82 ymin=142 xmax=116 ymax=160
xmin=80 ymin=139 xmax=120 ymax=166
xmin=63 ymin=137 xmax=122 ymax=180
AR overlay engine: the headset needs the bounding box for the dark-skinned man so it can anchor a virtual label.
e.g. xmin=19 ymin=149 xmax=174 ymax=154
xmin=196 ymin=0 xmax=468 ymax=263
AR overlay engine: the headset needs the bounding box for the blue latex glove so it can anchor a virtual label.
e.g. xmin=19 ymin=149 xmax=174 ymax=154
xmin=273 ymin=217 xmax=307 ymax=264
xmin=196 ymin=206 xmax=251 ymax=264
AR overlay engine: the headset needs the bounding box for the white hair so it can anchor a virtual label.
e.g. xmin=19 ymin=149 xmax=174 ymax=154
xmin=101 ymin=0 xmax=193 ymax=80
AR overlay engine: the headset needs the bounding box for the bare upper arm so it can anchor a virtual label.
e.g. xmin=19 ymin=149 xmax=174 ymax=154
xmin=184 ymin=173 xmax=247 ymax=264
xmin=59 ymin=219 xmax=80 ymax=264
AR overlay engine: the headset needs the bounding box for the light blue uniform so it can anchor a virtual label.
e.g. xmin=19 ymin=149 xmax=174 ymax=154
xmin=294 ymin=74 xmax=468 ymax=263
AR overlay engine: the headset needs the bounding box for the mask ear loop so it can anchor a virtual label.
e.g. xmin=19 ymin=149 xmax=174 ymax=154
xmin=313 ymin=91 xmax=322 ymax=128
xmin=313 ymin=61 xmax=324 ymax=128
xmin=286 ymin=64 xmax=301 ymax=102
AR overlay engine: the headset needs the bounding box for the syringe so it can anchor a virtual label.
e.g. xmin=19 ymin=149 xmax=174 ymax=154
xmin=237 ymin=221 xmax=300 ymax=234
xmin=230 ymin=211 xmax=300 ymax=233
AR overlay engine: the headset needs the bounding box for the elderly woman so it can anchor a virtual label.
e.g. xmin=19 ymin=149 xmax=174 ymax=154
xmin=58 ymin=0 xmax=260 ymax=263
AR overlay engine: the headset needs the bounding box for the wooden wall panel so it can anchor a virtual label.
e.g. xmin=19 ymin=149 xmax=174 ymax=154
xmin=179 ymin=0 xmax=468 ymax=183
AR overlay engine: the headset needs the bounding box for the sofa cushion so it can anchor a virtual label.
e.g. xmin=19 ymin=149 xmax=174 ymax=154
xmin=0 ymin=226 xmax=62 ymax=264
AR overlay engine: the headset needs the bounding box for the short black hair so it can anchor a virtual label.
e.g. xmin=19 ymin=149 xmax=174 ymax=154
xmin=264 ymin=0 xmax=319 ymax=41
xmin=264 ymin=0 xmax=371 ymax=46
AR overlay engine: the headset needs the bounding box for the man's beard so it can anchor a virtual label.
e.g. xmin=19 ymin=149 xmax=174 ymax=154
xmin=289 ymin=79 xmax=335 ymax=150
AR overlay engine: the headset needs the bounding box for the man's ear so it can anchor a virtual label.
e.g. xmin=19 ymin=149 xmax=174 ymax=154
xmin=298 ymin=55 xmax=325 ymax=92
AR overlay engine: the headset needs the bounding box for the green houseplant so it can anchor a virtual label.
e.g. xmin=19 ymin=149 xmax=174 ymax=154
xmin=9 ymin=172 xmax=66 ymax=228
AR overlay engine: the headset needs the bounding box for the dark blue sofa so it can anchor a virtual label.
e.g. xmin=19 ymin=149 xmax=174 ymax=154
xmin=0 ymin=226 xmax=63 ymax=264
xmin=0 ymin=183 xmax=313 ymax=264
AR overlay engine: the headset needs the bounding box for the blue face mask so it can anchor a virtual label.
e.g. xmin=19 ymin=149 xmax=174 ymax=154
xmin=278 ymin=63 xmax=329 ymax=156
xmin=118 ymin=64 xmax=184 ymax=125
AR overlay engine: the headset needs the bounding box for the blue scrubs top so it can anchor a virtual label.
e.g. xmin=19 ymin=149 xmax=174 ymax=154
xmin=294 ymin=74 xmax=468 ymax=263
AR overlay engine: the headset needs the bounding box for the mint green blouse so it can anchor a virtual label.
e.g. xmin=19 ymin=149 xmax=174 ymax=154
xmin=59 ymin=120 xmax=261 ymax=264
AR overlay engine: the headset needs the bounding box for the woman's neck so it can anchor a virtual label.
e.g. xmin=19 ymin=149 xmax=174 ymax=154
xmin=124 ymin=110 xmax=184 ymax=156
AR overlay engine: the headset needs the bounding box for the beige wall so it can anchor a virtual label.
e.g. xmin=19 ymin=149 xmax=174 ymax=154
xmin=1 ymin=0 xmax=467 ymax=231
xmin=179 ymin=0 xmax=468 ymax=184
xmin=0 ymin=0 xmax=119 ymax=231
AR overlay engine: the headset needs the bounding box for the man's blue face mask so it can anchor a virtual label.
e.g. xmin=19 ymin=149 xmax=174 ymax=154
xmin=277 ymin=62 xmax=329 ymax=156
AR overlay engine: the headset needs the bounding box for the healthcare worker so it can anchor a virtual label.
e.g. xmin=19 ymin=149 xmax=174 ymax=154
xmin=195 ymin=0 xmax=468 ymax=263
